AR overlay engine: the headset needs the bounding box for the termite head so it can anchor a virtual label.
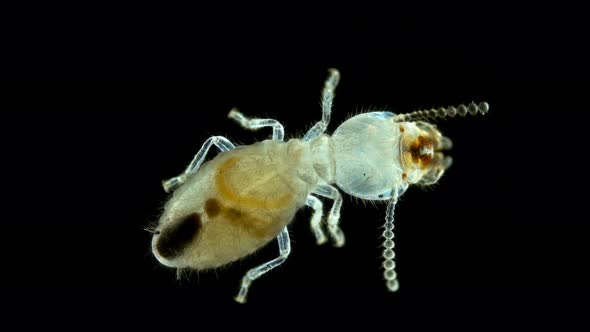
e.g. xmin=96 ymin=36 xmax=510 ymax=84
xmin=396 ymin=102 xmax=489 ymax=186
xmin=399 ymin=121 xmax=453 ymax=186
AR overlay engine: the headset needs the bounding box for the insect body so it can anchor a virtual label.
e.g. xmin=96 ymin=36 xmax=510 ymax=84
xmin=151 ymin=69 xmax=489 ymax=303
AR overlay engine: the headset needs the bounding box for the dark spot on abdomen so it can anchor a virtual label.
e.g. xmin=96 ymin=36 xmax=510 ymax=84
xmin=205 ymin=198 xmax=221 ymax=218
xmin=156 ymin=213 xmax=202 ymax=259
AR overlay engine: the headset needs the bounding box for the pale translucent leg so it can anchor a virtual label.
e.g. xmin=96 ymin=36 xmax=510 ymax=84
xmin=228 ymin=108 xmax=284 ymax=141
xmin=382 ymin=198 xmax=400 ymax=292
xmin=162 ymin=136 xmax=235 ymax=192
xmin=306 ymin=195 xmax=327 ymax=245
xmin=235 ymin=227 xmax=291 ymax=304
xmin=312 ymin=184 xmax=345 ymax=247
xmin=303 ymin=68 xmax=341 ymax=141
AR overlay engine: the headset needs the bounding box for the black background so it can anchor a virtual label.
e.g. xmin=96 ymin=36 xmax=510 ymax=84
xmin=1 ymin=4 xmax=588 ymax=324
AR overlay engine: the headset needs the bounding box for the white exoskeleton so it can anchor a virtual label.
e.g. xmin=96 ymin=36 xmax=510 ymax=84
xmin=151 ymin=69 xmax=489 ymax=303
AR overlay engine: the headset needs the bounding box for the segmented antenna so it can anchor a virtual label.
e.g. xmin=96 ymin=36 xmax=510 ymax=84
xmin=393 ymin=101 xmax=489 ymax=123
xmin=383 ymin=198 xmax=399 ymax=292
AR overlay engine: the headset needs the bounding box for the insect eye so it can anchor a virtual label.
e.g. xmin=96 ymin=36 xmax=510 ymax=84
xmin=156 ymin=213 xmax=202 ymax=259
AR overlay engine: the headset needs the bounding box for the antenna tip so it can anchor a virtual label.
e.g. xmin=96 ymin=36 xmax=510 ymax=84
xmin=478 ymin=102 xmax=490 ymax=114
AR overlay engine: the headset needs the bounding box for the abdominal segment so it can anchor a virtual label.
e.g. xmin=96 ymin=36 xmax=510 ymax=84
xmin=176 ymin=147 xmax=307 ymax=269
xmin=204 ymin=197 xmax=281 ymax=239
xmin=204 ymin=153 xmax=299 ymax=236
xmin=214 ymin=156 xmax=297 ymax=210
